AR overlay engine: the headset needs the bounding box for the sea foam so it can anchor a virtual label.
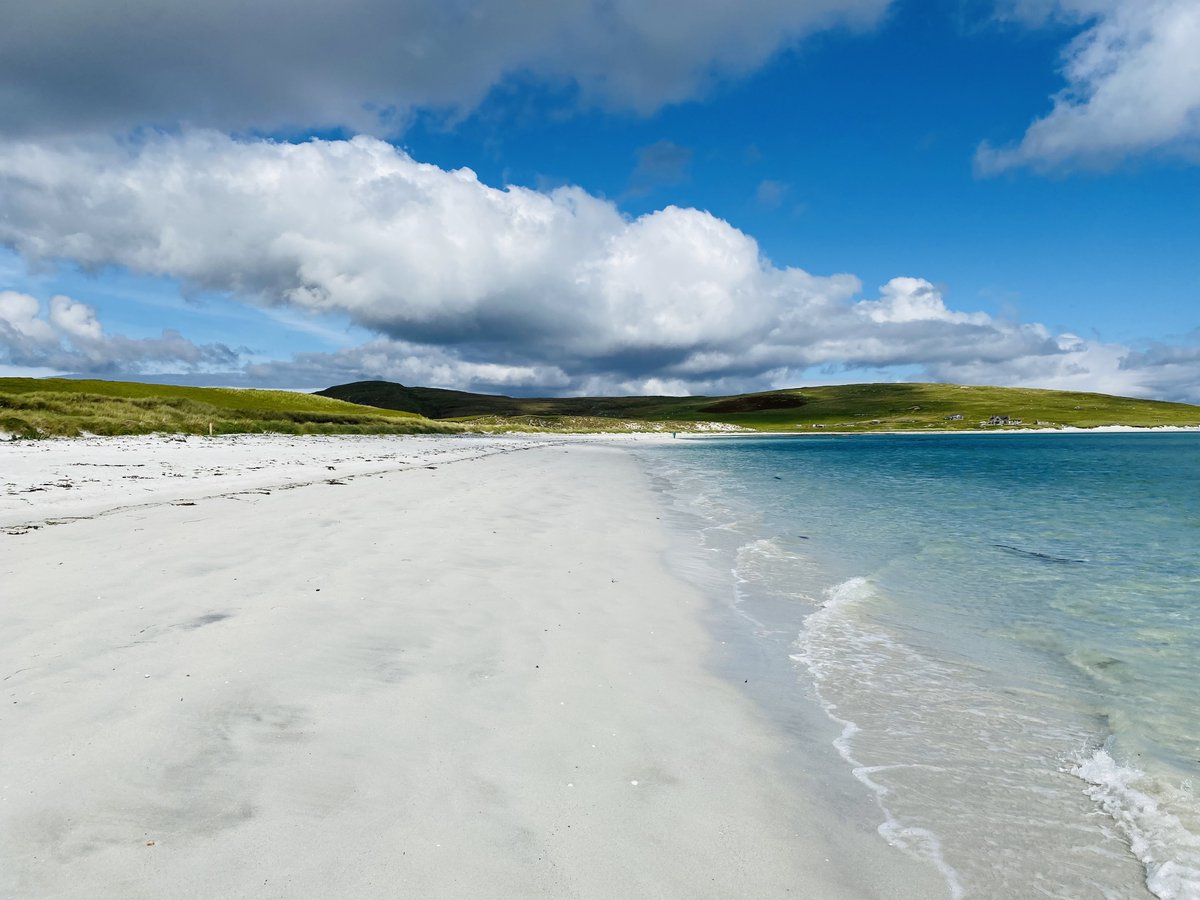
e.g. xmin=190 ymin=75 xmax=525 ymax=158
xmin=1072 ymin=748 xmax=1200 ymax=900
xmin=792 ymin=577 xmax=967 ymax=899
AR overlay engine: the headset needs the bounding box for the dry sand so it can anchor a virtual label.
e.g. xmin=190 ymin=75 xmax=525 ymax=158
xmin=1 ymin=436 xmax=944 ymax=898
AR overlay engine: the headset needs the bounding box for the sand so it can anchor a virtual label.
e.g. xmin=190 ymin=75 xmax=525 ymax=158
xmin=1 ymin=435 xmax=943 ymax=898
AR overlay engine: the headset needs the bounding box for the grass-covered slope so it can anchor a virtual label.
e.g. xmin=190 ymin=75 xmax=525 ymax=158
xmin=0 ymin=378 xmax=454 ymax=438
xmin=319 ymin=380 xmax=1200 ymax=431
xmin=4 ymin=377 xmax=1195 ymax=438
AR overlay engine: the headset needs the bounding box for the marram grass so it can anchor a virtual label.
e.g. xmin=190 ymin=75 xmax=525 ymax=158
xmin=0 ymin=379 xmax=456 ymax=438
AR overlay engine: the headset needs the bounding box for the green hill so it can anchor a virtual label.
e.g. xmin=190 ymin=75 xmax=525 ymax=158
xmin=0 ymin=378 xmax=452 ymax=438
xmin=2 ymin=377 xmax=1196 ymax=438
xmin=318 ymin=380 xmax=1200 ymax=432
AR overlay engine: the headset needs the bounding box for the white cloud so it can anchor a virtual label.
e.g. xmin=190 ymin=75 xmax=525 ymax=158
xmin=0 ymin=133 xmax=778 ymax=364
xmin=0 ymin=0 xmax=890 ymax=137
xmin=979 ymin=0 xmax=1200 ymax=171
xmin=2 ymin=132 xmax=1198 ymax=400
xmin=48 ymin=295 xmax=103 ymax=342
xmin=0 ymin=290 xmax=238 ymax=374
xmin=921 ymin=331 xmax=1200 ymax=404
xmin=856 ymin=277 xmax=992 ymax=325
xmin=0 ymin=291 xmax=57 ymax=350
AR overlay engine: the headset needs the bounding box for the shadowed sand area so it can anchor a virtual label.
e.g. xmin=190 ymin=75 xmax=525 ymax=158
xmin=1 ymin=438 xmax=943 ymax=898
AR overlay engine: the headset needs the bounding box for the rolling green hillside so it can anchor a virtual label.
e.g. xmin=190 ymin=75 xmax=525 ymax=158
xmin=318 ymin=380 xmax=1200 ymax=432
xmin=0 ymin=378 xmax=452 ymax=438
xmin=2 ymin=377 xmax=1196 ymax=438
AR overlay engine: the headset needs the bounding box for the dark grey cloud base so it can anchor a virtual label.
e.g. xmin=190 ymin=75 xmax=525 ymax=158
xmin=0 ymin=0 xmax=887 ymax=136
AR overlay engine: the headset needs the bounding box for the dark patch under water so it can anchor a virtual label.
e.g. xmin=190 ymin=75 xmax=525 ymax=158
xmin=993 ymin=543 xmax=1089 ymax=564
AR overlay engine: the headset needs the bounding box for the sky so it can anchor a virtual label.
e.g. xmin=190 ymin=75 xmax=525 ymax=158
xmin=0 ymin=0 xmax=1198 ymax=400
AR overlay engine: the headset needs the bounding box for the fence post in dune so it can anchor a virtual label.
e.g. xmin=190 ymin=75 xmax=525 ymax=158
xmin=209 ymin=422 xmax=213 ymax=437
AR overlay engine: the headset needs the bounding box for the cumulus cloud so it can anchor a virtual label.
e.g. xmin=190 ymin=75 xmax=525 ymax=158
xmin=925 ymin=333 xmax=1200 ymax=405
xmin=856 ymin=277 xmax=992 ymax=325
xmin=0 ymin=132 xmax=1077 ymax=389
xmin=979 ymin=0 xmax=1200 ymax=171
xmin=0 ymin=0 xmax=890 ymax=137
xmin=48 ymin=295 xmax=103 ymax=342
xmin=0 ymin=290 xmax=239 ymax=374
xmin=0 ymin=291 xmax=57 ymax=357
xmin=2 ymin=131 xmax=1197 ymax=399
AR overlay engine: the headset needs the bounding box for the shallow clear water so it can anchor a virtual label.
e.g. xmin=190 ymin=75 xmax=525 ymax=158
xmin=634 ymin=433 xmax=1200 ymax=899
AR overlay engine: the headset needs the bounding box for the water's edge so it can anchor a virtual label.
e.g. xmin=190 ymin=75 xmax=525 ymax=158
xmin=627 ymin=435 xmax=1199 ymax=900
xmin=633 ymin=452 xmax=959 ymax=899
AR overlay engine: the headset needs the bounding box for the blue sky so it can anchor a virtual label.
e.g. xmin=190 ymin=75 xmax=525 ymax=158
xmin=1 ymin=0 xmax=1198 ymax=399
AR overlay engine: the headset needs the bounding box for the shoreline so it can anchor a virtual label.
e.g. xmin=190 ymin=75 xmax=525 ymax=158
xmin=629 ymin=446 xmax=968 ymax=896
xmin=0 ymin=435 xmax=944 ymax=898
xmin=627 ymin=431 xmax=1200 ymax=899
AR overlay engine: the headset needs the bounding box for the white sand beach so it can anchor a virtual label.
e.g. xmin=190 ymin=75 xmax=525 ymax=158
xmin=1 ymin=435 xmax=944 ymax=899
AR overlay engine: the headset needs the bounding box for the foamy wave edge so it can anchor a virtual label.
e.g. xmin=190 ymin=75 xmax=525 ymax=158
xmin=791 ymin=577 xmax=966 ymax=900
xmin=1071 ymin=748 xmax=1200 ymax=900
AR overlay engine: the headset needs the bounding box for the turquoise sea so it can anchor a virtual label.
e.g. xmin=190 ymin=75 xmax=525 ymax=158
xmin=635 ymin=433 xmax=1200 ymax=899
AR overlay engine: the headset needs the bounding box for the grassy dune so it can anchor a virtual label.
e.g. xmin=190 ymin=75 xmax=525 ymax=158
xmin=0 ymin=378 xmax=454 ymax=438
xmin=320 ymin=380 xmax=1200 ymax=432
